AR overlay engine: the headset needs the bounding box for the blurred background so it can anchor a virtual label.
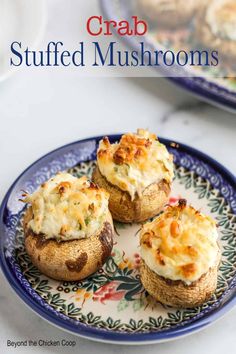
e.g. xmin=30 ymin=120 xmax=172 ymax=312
xmin=0 ymin=1 xmax=235 ymax=354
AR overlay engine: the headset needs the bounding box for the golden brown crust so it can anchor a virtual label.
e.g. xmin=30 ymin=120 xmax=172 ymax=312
xmin=23 ymin=208 xmax=114 ymax=281
xmin=140 ymin=254 xmax=221 ymax=308
xmin=92 ymin=166 xmax=170 ymax=223
xmin=196 ymin=4 xmax=236 ymax=59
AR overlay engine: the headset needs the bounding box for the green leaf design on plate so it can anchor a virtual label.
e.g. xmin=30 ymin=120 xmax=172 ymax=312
xmin=132 ymin=298 xmax=145 ymax=312
xmin=118 ymin=299 xmax=129 ymax=312
xmin=13 ymin=161 xmax=236 ymax=333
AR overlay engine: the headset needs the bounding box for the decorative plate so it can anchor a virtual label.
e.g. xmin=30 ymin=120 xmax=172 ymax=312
xmin=0 ymin=135 xmax=236 ymax=345
xmin=100 ymin=0 xmax=236 ymax=112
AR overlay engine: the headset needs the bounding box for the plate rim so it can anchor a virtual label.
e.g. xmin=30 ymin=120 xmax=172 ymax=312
xmin=99 ymin=0 xmax=236 ymax=111
xmin=0 ymin=134 xmax=236 ymax=344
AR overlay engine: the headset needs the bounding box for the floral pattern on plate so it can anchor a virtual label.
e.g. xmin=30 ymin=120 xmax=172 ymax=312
xmin=1 ymin=136 xmax=235 ymax=343
xmin=13 ymin=159 xmax=236 ymax=333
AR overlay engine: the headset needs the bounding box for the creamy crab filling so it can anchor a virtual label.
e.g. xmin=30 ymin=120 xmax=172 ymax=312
xmin=140 ymin=201 xmax=219 ymax=284
xmin=97 ymin=129 xmax=174 ymax=200
xmin=23 ymin=173 xmax=110 ymax=241
xmin=206 ymin=0 xmax=236 ymax=41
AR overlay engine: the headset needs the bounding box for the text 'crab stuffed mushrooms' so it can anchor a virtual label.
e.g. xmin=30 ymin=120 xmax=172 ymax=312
xmin=23 ymin=173 xmax=114 ymax=281
xmin=92 ymin=129 xmax=174 ymax=223
xmin=140 ymin=200 xmax=221 ymax=308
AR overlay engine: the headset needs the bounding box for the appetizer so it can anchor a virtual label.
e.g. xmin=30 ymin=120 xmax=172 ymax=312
xmin=138 ymin=0 xmax=199 ymax=28
xmin=140 ymin=199 xmax=221 ymax=308
xmin=92 ymin=129 xmax=174 ymax=223
xmin=196 ymin=0 xmax=236 ymax=58
xmin=23 ymin=173 xmax=114 ymax=281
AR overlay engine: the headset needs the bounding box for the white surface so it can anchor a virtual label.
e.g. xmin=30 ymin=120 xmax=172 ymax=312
xmin=0 ymin=0 xmax=46 ymax=81
xmin=0 ymin=1 xmax=236 ymax=353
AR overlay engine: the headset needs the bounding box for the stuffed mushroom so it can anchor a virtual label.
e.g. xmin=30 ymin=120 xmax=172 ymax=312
xmin=23 ymin=173 xmax=114 ymax=281
xmin=92 ymin=129 xmax=174 ymax=223
xmin=140 ymin=199 xmax=221 ymax=308
xmin=138 ymin=0 xmax=200 ymax=28
xmin=196 ymin=0 xmax=236 ymax=59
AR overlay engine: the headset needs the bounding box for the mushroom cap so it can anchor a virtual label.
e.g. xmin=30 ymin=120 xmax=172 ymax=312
xmin=140 ymin=253 xmax=221 ymax=308
xmin=92 ymin=166 xmax=170 ymax=223
xmin=24 ymin=207 xmax=114 ymax=281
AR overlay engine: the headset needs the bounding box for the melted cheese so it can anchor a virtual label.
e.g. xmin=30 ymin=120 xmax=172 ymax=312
xmin=206 ymin=0 xmax=236 ymax=41
xmin=24 ymin=173 xmax=110 ymax=241
xmin=97 ymin=129 xmax=174 ymax=200
xmin=140 ymin=200 xmax=219 ymax=284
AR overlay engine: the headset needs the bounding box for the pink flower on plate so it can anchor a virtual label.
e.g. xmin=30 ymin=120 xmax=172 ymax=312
xmin=93 ymin=281 xmax=125 ymax=304
xmin=169 ymin=196 xmax=181 ymax=205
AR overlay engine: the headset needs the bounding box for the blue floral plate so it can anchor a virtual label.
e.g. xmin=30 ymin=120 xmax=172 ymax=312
xmin=0 ymin=135 xmax=236 ymax=345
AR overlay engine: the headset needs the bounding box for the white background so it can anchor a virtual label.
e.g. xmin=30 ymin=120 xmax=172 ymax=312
xmin=0 ymin=1 xmax=236 ymax=353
